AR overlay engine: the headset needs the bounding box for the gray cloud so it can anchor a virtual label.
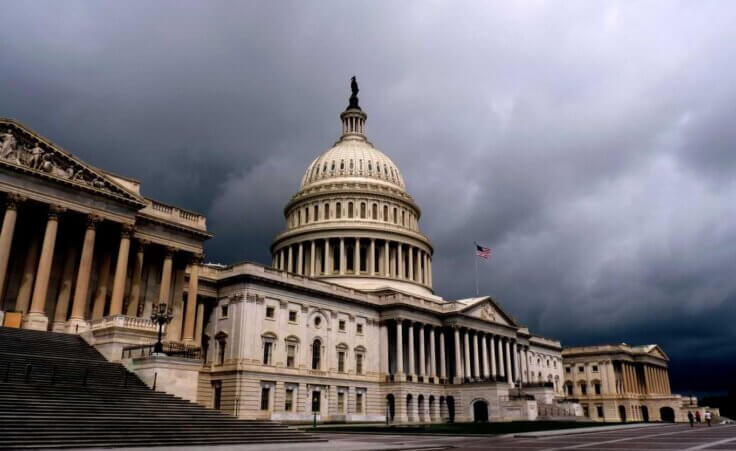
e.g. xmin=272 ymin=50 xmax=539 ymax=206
xmin=2 ymin=0 xmax=735 ymax=391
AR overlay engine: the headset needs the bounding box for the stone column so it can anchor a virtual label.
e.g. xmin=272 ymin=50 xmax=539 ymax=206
xmin=481 ymin=333 xmax=489 ymax=379
xmin=339 ymin=238 xmax=346 ymax=275
xmin=429 ymin=327 xmax=437 ymax=379
xmin=490 ymin=335 xmax=497 ymax=379
xmin=505 ymin=339 xmax=513 ymax=385
xmin=418 ymin=324 xmax=426 ymax=378
xmin=473 ymin=332 xmax=480 ymax=379
xmin=91 ymin=249 xmax=112 ymax=321
xmin=453 ymin=327 xmax=462 ymax=382
xmin=497 ymin=337 xmax=505 ymax=379
xmin=380 ymin=322 xmax=389 ymax=375
xmin=522 ymin=347 xmax=529 ymax=383
xmin=383 ymin=241 xmax=389 ymax=276
xmin=278 ymin=249 xmax=284 ymax=270
xmin=297 ymin=243 xmax=303 ymax=275
xmin=395 ymin=320 xmax=404 ymax=376
xmin=24 ymin=205 xmax=63 ymax=330
xmin=397 ymin=243 xmax=403 ymax=279
xmin=182 ymin=256 xmax=201 ymax=343
xmin=0 ymin=195 xmax=21 ymax=301
xmin=287 ymin=245 xmax=293 ymax=273
xmin=439 ymin=330 xmax=447 ymax=380
xmin=407 ymin=321 xmax=415 ymax=378
xmin=323 ymin=239 xmax=330 ymax=275
xmin=369 ymin=239 xmax=375 ymax=275
xmin=159 ymin=247 xmax=175 ymax=305
xmin=194 ymin=301 xmax=205 ymax=345
xmin=408 ymin=246 xmax=414 ymax=282
xmin=67 ymin=216 xmax=100 ymax=331
xmin=354 ymin=238 xmax=360 ymax=274
xmin=126 ymin=240 xmax=147 ymax=316
xmin=428 ymin=256 xmax=432 ymax=287
xmin=51 ymin=245 xmax=78 ymax=331
xmin=15 ymin=233 xmax=41 ymax=315
xmin=108 ymin=225 xmax=132 ymax=316
xmin=310 ymin=241 xmax=316 ymax=277
xmin=463 ymin=330 xmax=471 ymax=380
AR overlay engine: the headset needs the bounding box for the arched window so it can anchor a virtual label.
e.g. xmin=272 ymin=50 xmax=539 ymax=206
xmin=383 ymin=205 xmax=388 ymax=222
xmin=360 ymin=203 xmax=366 ymax=218
xmin=261 ymin=333 xmax=277 ymax=365
xmin=305 ymin=207 xmax=310 ymax=224
xmin=393 ymin=208 xmax=397 ymax=224
xmin=401 ymin=211 xmax=405 ymax=226
xmin=355 ymin=346 xmax=366 ymax=375
xmin=348 ymin=202 xmax=354 ymax=218
xmin=340 ymin=159 xmax=345 ymax=170
xmin=285 ymin=336 xmax=299 ymax=368
xmin=314 ymin=205 xmax=319 ymax=222
xmin=372 ymin=204 xmax=377 ymax=220
xmin=336 ymin=202 xmax=342 ymax=219
xmin=312 ymin=339 xmax=322 ymax=370
xmin=324 ymin=203 xmax=330 ymax=219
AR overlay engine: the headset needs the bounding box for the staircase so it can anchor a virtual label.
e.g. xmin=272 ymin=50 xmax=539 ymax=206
xmin=0 ymin=326 xmax=322 ymax=449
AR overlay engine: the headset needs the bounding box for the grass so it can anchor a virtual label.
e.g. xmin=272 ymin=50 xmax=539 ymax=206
xmin=303 ymin=420 xmax=615 ymax=435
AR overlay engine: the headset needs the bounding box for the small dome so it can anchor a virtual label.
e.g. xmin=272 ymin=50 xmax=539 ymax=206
xmin=300 ymin=138 xmax=405 ymax=190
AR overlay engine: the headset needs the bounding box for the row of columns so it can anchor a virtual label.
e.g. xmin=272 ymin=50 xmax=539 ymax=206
xmin=644 ymin=365 xmax=671 ymax=395
xmin=274 ymin=238 xmax=432 ymax=287
xmin=381 ymin=320 xmax=530 ymax=386
xmin=0 ymin=194 xmax=202 ymax=342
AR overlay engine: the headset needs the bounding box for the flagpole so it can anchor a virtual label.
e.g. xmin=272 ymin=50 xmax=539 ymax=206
xmin=475 ymin=251 xmax=479 ymax=296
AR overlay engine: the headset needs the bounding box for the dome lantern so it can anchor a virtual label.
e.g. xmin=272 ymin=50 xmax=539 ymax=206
xmin=340 ymin=76 xmax=367 ymax=141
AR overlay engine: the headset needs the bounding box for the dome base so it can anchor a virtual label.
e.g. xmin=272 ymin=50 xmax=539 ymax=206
xmin=318 ymin=275 xmax=436 ymax=298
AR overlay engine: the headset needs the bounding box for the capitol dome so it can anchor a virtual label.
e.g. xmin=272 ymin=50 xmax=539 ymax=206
xmin=271 ymin=79 xmax=434 ymax=296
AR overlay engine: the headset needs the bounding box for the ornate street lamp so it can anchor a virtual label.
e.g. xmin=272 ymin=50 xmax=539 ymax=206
xmin=150 ymin=302 xmax=173 ymax=354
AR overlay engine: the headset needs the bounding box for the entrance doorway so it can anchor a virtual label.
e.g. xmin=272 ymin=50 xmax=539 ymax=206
xmin=473 ymin=400 xmax=489 ymax=422
xmin=642 ymin=406 xmax=649 ymax=422
xmin=385 ymin=394 xmax=395 ymax=422
xmin=660 ymin=407 xmax=675 ymax=422
xmin=446 ymin=396 xmax=456 ymax=423
xmin=311 ymin=391 xmax=321 ymax=413
xmin=212 ymin=381 xmax=222 ymax=410
xmin=618 ymin=405 xmax=627 ymax=422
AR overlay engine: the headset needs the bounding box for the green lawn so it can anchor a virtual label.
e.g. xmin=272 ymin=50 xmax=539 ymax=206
xmin=304 ymin=421 xmax=615 ymax=435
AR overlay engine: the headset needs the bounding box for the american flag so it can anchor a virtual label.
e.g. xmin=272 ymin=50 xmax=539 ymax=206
xmin=475 ymin=243 xmax=491 ymax=259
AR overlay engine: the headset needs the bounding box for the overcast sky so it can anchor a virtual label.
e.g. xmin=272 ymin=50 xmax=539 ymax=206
xmin=2 ymin=1 xmax=735 ymax=392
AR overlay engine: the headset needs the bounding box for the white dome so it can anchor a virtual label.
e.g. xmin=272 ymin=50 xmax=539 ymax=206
xmin=300 ymin=139 xmax=405 ymax=190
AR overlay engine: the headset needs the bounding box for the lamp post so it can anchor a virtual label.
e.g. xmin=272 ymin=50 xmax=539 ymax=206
xmin=150 ymin=302 xmax=173 ymax=354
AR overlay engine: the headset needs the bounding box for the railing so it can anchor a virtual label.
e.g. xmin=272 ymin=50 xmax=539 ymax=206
xmin=144 ymin=199 xmax=207 ymax=229
xmin=122 ymin=342 xmax=202 ymax=360
xmin=88 ymin=315 xmax=158 ymax=332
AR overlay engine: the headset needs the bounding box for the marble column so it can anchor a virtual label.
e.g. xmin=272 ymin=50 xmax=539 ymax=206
xmin=369 ymin=239 xmax=376 ymax=275
xmin=15 ymin=233 xmax=41 ymax=315
xmin=463 ymin=330 xmax=471 ymax=380
xmin=108 ymin=225 xmax=132 ymax=316
xmin=481 ymin=333 xmax=489 ymax=379
xmin=505 ymin=339 xmax=513 ymax=384
xmin=418 ymin=324 xmax=426 ymax=378
xmin=380 ymin=322 xmax=388 ymax=375
xmin=159 ymin=247 xmax=175 ymax=305
xmin=194 ymin=301 xmax=205 ymax=345
xmin=408 ymin=246 xmax=414 ymax=282
xmin=453 ymin=327 xmax=462 ymax=382
xmin=439 ymin=330 xmax=447 ymax=380
xmin=395 ymin=320 xmax=404 ymax=376
xmin=407 ymin=321 xmax=415 ymax=378
xmin=472 ymin=332 xmax=480 ymax=379
xmin=323 ymin=239 xmax=330 ymax=275
xmin=0 ymin=195 xmax=21 ymax=301
xmin=490 ymin=335 xmax=497 ymax=379
xmin=126 ymin=240 xmax=146 ymax=316
xmin=287 ymin=245 xmax=294 ymax=273
xmin=429 ymin=327 xmax=437 ymax=379
xmin=310 ymin=241 xmax=316 ymax=277
xmin=397 ymin=243 xmax=403 ymax=279
xmin=383 ymin=241 xmax=390 ymax=276
xmin=339 ymin=238 xmax=346 ymax=275
xmin=297 ymin=243 xmax=303 ymax=275
xmin=353 ymin=238 xmax=360 ymax=274
xmin=51 ymin=245 xmax=78 ymax=331
xmin=90 ymin=250 xmax=112 ymax=321
xmin=67 ymin=216 xmax=99 ymax=331
xmin=24 ymin=205 xmax=63 ymax=330
xmin=182 ymin=256 xmax=201 ymax=343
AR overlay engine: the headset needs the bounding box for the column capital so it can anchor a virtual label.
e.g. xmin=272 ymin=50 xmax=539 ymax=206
xmin=137 ymin=238 xmax=151 ymax=247
xmin=120 ymin=223 xmax=135 ymax=237
xmin=5 ymin=193 xmax=26 ymax=209
xmin=164 ymin=246 xmax=177 ymax=257
xmin=189 ymin=253 xmax=204 ymax=264
xmin=47 ymin=204 xmax=66 ymax=219
xmin=85 ymin=214 xmax=104 ymax=229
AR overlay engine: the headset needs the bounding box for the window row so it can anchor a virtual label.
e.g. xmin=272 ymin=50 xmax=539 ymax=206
xmin=259 ymin=383 xmax=366 ymax=415
xmin=261 ymin=336 xmax=366 ymax=374
xmin=263 ymin=306 xmax=364 ymax=334
xmin=288 ymin=200 xmax=418 ymax=230
xmin=307 ymin=157 xmax=400 ymax=184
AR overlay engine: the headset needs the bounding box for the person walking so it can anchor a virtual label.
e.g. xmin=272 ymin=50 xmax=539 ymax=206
xmin=705 ymin=410 xmax=712 ymax=426
xmin=688 ymin=411 xmax=694 ymax=427
xmin=695 ymin=410 xmax=701 ymax=424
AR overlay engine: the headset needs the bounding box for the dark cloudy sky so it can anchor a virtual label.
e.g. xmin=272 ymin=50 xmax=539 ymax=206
xmin=2 ymin=1 xmax=735 ymax=393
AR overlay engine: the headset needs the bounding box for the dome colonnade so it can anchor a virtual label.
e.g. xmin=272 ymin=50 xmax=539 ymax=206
xmin=271 ymin=84 xmax=433 ymax=295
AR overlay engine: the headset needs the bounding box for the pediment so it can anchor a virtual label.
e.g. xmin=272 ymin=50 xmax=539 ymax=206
xmin=0 ymin=119 xmax=144 ymax=206
xmin=646 ymin=345 xmax=669 ymax=361
xmin=461 ymin=297 xmax=516 ymax=327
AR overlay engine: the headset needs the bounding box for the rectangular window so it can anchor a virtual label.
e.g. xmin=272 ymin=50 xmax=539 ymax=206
xmin=337 ymin=392 xmax=345 ymax=413
xmin=356 ymin=324 xmax=363 ymax=334
xmin=339 ymin=320 xmax=346 ymax=331
xmin=595 ymin=383 xmax=601 ymax=395
xmin=260 ymin=387 xmax=270 ymax=410
xmin=338 ymin=351 xmax=345 ymax=373
xmin=288 ymin=310 xmax=297 ymax=322
xmin=565 ymin=367 xmax=571 ymax=373
xmin=221 ymin=305 xmax=228 ymax=318
xmin=266 ymin=306 xmax=275 ymax=318
xmin=578 ymin=366 xmax=584 ymax=373
xmin=592 ymin=365 xmax=599 ymax=372
xmin=581 ymin=384 xmax=587 ymax=395
xmin=263 ymin=342 xmax=272 ymax=365
xmin=356 ymin=354 xmax=363 ymax=375
xmin=286 ymin=344 xmax=296 ymax=368
xmin=285 ymin=388 xmax=294 ymax=411
xmin=356 ymin=392 xmax=363 ymax=413
xmin=583 ymin=405 xmax=589 ymax=417
xmin=596 ymin=406 xmax=604 ymax=418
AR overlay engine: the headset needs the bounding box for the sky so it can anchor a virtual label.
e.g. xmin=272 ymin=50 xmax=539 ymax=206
xmin=2 ymin=1 xmax=735 ymax=393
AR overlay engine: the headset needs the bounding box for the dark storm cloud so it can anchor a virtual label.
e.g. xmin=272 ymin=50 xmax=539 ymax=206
xmin=2 ymin=1 xmax=735 ymax=391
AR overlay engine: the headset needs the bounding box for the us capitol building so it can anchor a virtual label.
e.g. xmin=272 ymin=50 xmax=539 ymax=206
xmin=0 ymin=81 xmax=692 ymax=423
